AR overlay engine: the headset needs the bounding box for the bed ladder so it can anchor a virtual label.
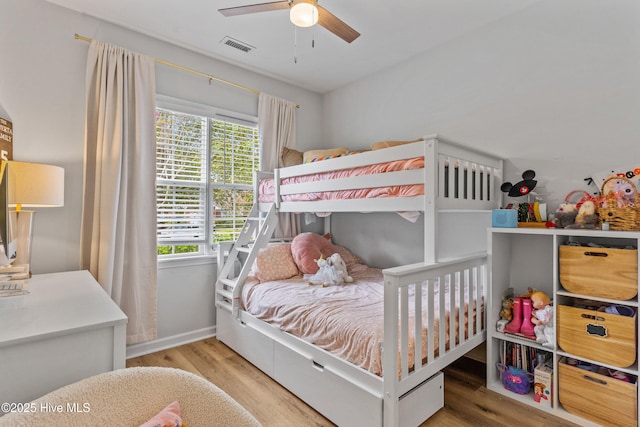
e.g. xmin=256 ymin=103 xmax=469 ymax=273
xmin=215 ymin=203 xmax=278 ymax=316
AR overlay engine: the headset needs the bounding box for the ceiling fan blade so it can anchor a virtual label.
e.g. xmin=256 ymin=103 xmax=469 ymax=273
xmin=219 ymin=1 xmax=290 ymax=17
xmin=317 ymin=5 xmax=360 ymax=43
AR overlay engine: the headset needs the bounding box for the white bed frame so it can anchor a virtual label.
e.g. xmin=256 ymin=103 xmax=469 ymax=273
xmin=215 ymin=134 xmax=503 ymax=426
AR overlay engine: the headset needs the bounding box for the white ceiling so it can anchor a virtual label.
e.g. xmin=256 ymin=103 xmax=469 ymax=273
xmin=45 ymin=0 xmax=542 ymax=93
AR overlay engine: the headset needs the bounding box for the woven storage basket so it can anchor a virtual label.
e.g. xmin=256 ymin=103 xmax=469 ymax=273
xmin=599 ymin=176 xmax=640 ymax=231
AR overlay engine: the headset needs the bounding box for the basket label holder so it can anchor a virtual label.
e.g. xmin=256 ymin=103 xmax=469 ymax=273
xmin=582 ymin=313 xmax=608 ymax=337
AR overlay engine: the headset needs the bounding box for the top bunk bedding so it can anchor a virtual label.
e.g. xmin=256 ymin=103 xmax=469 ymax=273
xmin=257 ymin=136 xmax=503 ymax=214
xmin=258 ymin=156 xmax=424 ymax=204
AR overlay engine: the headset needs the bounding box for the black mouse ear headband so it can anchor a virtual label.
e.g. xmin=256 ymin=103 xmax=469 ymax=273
xmin=501 ymin=169 xmax=537 ymax=197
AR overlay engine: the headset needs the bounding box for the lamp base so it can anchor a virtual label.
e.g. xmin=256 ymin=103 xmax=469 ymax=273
xmin=9 ymin=210 xmax=34 ymax=269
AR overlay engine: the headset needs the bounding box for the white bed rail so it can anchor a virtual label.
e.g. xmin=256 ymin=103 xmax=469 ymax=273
xmin=381 ymin=253 xmax=487 ymax=426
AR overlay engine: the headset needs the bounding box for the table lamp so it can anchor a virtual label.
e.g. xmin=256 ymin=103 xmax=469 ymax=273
xmin=7 ymin=161 xmax=64 ymax=268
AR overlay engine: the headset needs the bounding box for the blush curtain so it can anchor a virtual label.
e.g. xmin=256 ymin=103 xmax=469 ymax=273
xmin=80 ymin=40 xmax=158 ymax=345
xmin=258 ymin=93 xmax=300 ymax=238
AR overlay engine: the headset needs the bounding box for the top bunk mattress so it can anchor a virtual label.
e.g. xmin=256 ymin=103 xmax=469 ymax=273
xmin=258 ymin=157 xmax=424 ymax=204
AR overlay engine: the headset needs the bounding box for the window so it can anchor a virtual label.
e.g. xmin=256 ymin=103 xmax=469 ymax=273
xmin=155 ymin=97 xmax=259 ymax=257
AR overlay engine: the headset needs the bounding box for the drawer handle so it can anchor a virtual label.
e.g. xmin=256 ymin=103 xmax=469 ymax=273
xmin=583 ymin=374 xmax=607 ymax=385
xmin=584 ymin=251 xmax=608 ymax=257
xmin=312 ymin=360 xmax=324 ymax=371
xmin=581 ymin=314 xmax=605 ymax=322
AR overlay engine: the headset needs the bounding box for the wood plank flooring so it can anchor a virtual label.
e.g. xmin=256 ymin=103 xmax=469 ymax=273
xmin=127 ymin=338 xmax=579 ymax=427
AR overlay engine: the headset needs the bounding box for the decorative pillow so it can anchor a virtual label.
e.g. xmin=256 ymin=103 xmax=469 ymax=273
xmin=322 ymin=233 xmax=361 ymax=267
xmin=252 ymin=243 xmax=299 ymax=282
xmin=281 ymin=147 xmax=303 ymax=167
xmin=370 ymin=138 xmax=423 ymax=150
xmin=291 ymin=233 xmax=338 ymax=274
xmin=302 ymin=148 xmax=348 ymax=164
xmin=334 ymin=245 xmax=361 ymax=267
xmin=304 ymin=152 xmax=355 ymax=163
xmin=139 ymin=401 xmax=184 ymax=427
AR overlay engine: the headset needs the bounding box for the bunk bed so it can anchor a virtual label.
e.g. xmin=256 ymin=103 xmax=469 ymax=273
xmin=215 ymin=134 xmax=503 ymax=427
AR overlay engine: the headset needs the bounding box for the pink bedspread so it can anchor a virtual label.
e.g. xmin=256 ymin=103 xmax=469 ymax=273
xmin=242 ymin=263 xmax=480 ymax=376
xmin=258 ymin=157 xmax=425 ymax=203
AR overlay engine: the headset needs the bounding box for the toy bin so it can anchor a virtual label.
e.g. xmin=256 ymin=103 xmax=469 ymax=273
xmin=492 ymin=209 xmax=517 ymax=228
xmin=557 ymin=304 xmax=637 ymax=367
xmin=558 ymin=359 xmax=637 ymax=427
xmin=559 ymin=245 xmax=638 ymax=300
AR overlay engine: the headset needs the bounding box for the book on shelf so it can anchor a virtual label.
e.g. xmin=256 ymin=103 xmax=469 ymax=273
xmin=499 ymin=340 xmax=551 ymax=373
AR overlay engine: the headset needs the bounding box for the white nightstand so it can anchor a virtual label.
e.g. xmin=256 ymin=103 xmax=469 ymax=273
xmin=0 ymin=270 xmax=127 ymax=404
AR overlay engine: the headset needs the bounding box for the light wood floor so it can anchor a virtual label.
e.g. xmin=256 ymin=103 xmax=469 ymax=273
xmin=127 ymin=338 xmax=579 ymax=427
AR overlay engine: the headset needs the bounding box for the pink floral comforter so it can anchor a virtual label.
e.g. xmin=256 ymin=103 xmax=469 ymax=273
xmin=242 ymin=263 xmax=480 ymax=376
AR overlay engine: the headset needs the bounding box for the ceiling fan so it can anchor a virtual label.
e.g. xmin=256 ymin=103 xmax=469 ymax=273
xmin=218 ymin=0 xmax=360 ymax=43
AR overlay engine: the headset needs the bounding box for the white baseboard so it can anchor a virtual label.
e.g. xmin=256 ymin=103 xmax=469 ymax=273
xmin=126 ymin=326 xmax=216 ymax=359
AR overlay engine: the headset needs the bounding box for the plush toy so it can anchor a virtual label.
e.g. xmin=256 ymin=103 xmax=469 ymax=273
xmin=566 ymin=200 xmax=599 ymax=229
xmin=305 ymin=253 xmax=350 ymax=287
xmin=499 ymin=298 xmax=513 ymax=322
xmin=329 ymin=253 xmax=353 ymax=283
xmin=554 ymin=203 xmax=578 ymax=228
xmin=602 ymin=177 xmax=637 ymax=205
xmin=530 ymin=291 xmax=553 ymax=347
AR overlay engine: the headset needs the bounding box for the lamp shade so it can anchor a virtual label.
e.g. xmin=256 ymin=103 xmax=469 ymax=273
xmin=7 ymin=161 xmax=64 ymax=208
xmin=290 ymin=2 xmax=318 ymax=27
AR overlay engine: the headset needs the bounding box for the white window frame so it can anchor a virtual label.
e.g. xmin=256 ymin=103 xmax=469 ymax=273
xmin=156 ymin=95 xmax=259 ymax=259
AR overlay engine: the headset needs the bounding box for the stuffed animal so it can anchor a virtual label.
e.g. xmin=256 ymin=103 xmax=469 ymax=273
xmin=530 ymin=291 xmax=554 ymax=347
xmin=602 ymin=178 xmax=637 ymax=205
xmin=554 ymin=203 xmax=578 ymax=228
xmin=499 ymin=298 xmax=513 ymax=322
xmin=305 ymin=254 xmax=349 ymax=287
xmin=566 ymin=200 xmax=599 ymax=229
xmin=329 ymin=253 xmax=353 ymax=283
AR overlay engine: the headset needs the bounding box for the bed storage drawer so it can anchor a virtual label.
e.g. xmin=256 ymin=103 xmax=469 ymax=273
xmin=273 ymin=341 xmax=382 ymax=427
xmin=217 ymin=310 xmax=274 ymax=376
xmin=398 ymin=371 xmax=444 ymax=427
xmin=559 ymin=245 xmax=638 ymax=300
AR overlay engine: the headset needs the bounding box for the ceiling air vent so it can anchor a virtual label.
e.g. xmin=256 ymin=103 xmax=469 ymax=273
xmin=220 ymin=36 xmax=255 ymax=53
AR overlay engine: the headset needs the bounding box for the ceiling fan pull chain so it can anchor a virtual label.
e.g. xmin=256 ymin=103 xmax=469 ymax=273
xmin=293 ymin=26 xmax=298 ymax=64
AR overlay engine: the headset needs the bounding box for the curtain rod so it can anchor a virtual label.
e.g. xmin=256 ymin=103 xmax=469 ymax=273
xmin=74 ymin=33 xmax=299 ymax=108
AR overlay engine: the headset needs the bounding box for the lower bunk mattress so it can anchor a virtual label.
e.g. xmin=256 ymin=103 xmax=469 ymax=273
xmin=242 ymin=263 xmax=482 ymax=377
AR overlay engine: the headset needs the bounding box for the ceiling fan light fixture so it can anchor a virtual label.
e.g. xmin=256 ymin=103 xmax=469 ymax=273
xmin=290 ymin=2 xmax=318 ymax=28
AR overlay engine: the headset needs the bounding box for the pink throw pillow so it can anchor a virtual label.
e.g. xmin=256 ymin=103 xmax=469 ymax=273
xmin=334 ymin=245 xmax=361 ymax=267
xmin=252 ymin=243 xmax=299 ymax=282
xmin=139 ymin=401 xmax=183 ymax=427
xmin=291 ymin=233 xmax=338 ymax=274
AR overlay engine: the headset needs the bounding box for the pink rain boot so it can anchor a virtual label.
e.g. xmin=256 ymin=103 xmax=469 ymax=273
xmin=504 ymin=297 xmax=523 ymax=334
xmin=520 ymin=298 xmax=536 ymax=339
